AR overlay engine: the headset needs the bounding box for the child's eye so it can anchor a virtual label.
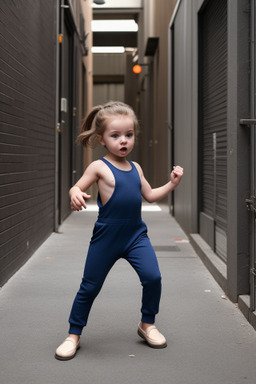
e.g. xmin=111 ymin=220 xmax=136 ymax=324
xmin=127 ymin=133 xmax=133 ymax=138
xmin=112 ymin=134 xmax=118 ymax=138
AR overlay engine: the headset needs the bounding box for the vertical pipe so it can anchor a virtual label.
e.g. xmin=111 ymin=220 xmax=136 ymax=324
xmin=213 ymin=131 xmax=217 ymax=229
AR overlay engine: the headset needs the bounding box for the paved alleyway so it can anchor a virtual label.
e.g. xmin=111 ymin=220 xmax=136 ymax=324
xmin=0 ymin=204 xmax=256 ymax=384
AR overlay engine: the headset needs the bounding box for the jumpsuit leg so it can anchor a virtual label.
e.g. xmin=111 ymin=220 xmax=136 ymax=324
xmin=68 ymin=237 xmax=118 ymax=335
xmin=125 ymin=235 xmax=162 ymax=324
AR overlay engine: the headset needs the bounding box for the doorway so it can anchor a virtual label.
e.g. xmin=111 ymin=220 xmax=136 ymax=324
xmin=59 ymin=18 xmax=73 ymax=223
xmin=249 ymin=0 xmax=256 ymax=311
xmin=198 ymin=0 xmax=228 ymax=262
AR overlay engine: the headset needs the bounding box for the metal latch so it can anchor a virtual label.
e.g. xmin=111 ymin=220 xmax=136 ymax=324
xmin=245 ymin=196 xmax=256 ymax=213
xmin=240 ymin=119 xmax=256 ymax=126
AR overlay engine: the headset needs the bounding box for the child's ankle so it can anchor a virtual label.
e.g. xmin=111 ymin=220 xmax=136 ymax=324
xmin=140 ymin=321 xmax=154 ymax=331
xmin=69 ymin=334 xmax=80 ymax=343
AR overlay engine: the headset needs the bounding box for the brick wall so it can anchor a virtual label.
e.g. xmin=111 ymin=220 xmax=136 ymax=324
xmin=0 ymin=0 xmax=57 ymax=285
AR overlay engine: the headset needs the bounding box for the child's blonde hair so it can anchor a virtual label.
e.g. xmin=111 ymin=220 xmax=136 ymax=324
xmin=77 ymin=101 xmax=139 ymax=148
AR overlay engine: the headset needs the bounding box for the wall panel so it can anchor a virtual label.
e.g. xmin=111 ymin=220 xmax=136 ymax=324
xmin=0 ymin=0 xmax=56 ymax=285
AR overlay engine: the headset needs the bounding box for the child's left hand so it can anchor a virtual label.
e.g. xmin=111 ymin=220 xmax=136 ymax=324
xmin=170 ymin=165 xmax=183 ymax=186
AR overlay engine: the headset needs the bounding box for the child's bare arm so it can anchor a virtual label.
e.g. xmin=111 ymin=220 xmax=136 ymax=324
xmin=69 ymin=161 xmax=100 ymax=211
xmin=135 ymin=164 xmax=183 ymax=203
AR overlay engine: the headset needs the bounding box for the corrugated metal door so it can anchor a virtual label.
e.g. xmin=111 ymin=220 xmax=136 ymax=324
xmin=199 ymin=0 xmax=228 ymax=261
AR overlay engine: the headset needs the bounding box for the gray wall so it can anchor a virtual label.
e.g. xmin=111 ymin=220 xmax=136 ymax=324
xmin=169 ymin=0 xmax=250 ymax=302
xmin=0 ymin=0 xmax=57 ymax=286
xmin=0 ymin=0 xmax=93 ymax=286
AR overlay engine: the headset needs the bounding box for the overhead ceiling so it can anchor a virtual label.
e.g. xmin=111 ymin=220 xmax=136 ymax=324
xmin=92 ymin=0 xmax=142 ymax=50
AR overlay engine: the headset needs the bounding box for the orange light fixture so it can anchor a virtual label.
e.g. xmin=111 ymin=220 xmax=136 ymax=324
xmin=132 ymin=64 xmax=142 ymax=74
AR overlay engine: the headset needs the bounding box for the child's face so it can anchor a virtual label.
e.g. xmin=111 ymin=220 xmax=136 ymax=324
xmin=98 ymin=116 xmax=135 ymax=158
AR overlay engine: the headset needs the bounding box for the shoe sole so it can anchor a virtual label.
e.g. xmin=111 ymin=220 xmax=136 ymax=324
xmin=55 ymin=345 xmax=80 ymax=361
xmin=137 ymin=328 xmax=167 ymax=349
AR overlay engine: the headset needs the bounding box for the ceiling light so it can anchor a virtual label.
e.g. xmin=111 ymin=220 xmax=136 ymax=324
xmin=91 ymin=20 xmax=138 ymax=32
xmin=91 ymin=46 xmax=125 ymax=53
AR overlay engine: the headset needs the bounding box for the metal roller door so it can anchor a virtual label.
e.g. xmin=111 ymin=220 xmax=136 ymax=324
xmin=199 ymin=0 xmax=228 ymax=261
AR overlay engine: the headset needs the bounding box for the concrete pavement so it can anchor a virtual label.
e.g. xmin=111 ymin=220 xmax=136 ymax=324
xmin=0 ymin=204 xmax=256 ymax=384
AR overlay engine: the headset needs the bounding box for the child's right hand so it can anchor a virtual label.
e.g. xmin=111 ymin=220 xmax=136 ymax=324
xmin=70 ymin=186 xmax=91 ymax=211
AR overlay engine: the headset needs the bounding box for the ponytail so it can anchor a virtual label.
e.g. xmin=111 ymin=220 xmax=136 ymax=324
xmin=77 ymin=105 xmax=103 ymax=147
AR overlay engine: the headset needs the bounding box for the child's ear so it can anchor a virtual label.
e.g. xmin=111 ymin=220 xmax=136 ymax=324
xmin=97 ymin=134 xmax=105 ymax=146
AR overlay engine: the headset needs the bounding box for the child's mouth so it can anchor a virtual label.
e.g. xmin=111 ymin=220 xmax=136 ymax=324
xmin=120 ymin=147 xmax=127 ymax=153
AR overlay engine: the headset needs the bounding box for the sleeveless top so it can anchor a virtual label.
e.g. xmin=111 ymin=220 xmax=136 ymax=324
xmin=97 ymin=158 xmax=142 ymax=222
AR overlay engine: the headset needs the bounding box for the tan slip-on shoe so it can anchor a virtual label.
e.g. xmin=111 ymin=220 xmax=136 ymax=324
xmin=137 ymin=324 xmax=167 ymax=349
xmin=55 ymin=337 xmax=80 ymax=361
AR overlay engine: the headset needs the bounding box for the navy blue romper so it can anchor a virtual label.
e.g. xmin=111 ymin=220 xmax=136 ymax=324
xmin=69 ymin=158 xmax=162 ymax=335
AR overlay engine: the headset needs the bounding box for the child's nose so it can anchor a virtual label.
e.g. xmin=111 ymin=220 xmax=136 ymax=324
xmin=120 ymin=135 xmax=127 ymax=143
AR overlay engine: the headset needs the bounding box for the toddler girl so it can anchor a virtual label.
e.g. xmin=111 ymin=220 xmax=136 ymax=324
xmin=55 ymin=101 xmax=183 ymax=360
